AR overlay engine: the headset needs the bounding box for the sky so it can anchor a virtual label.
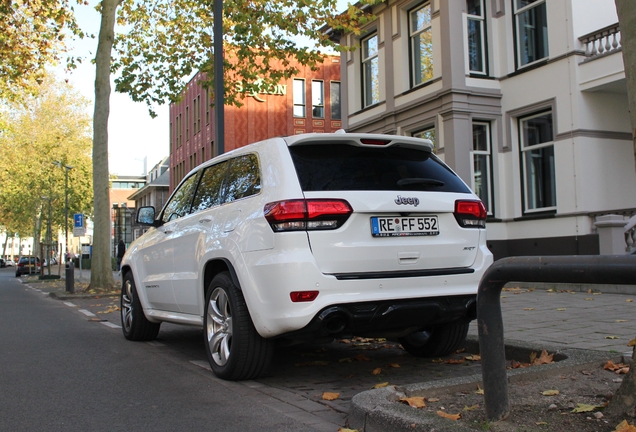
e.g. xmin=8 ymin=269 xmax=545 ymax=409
xmin=57 ymin=1 xmax=351 ymax=176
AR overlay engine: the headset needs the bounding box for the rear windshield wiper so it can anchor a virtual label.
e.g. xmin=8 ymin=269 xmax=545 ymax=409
xmin=397 ymin=178 xmax=445 ymax=187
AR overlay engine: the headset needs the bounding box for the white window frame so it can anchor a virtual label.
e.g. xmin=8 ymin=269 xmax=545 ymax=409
xmin=293 ymin=79 xmax=306 ymax=118
xmin=409 ymin=2 xmax=433 ymax=87
xmin=520 ymin=111 xmax=556 ymax=213
xmin=362 ymin=33 xmax=380 ymax=108
xmin=470 ymin=121 xmax=493 ymax=214
xmin=514 ymin=0 xmax=548 ymax=68
xmin=312 ymin=80 xmax=324 ymax=119
xmin=412 ymin=126 xmax=436 ymax=153
xmin=466 ymin=0 xmax=486 ymax=75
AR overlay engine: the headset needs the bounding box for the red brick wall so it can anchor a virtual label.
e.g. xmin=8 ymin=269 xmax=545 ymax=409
xmin=169 ymin=55 xmax=342 ymax=192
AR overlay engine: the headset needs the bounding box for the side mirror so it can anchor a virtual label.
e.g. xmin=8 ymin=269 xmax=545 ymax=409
xmin=137 ymin=206 xmax=161 ymax=226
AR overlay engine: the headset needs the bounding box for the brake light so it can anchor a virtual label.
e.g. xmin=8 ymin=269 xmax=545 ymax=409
xmin=264 ymin=199 xmax=353 ymax=232
xmin=360 ymin=138 xmax=391 ymax=146
xmin=290 ymin=291 xmax=319 ymax=302
xmin=454 ymin=200 xmax=487 ymax=228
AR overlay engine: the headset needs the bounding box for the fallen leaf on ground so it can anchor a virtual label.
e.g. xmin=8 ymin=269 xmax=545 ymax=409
xmin=428 ymin=397 xmax=440 ymax=402
xmin=616 ymin=320 xmax=628 ymax=323
xmin=585 ymin=298 xmax=594 ymax=301
xmin=437 ymin=411 xmax=461 ymax=420
xmin=572 ymin=403 xmax=604 ymax=413
xmin=339 ymin=358 xmax=352 ymax=363
xmin=372 ymin=382 xmax=389 ymax=389
xmin=475 ymin=385 xmax=484 ymax=395
xmin=536 ymin=422 xmax=548 ymax=425
xmin=614 ymin=420 xmax=636 ymax=432
xmin=627 ymin=299 xmax=633 ymax=303
xmin=431 ymin=358 xmax=444 ymax=363
xmin=606 ymin=336 xmax=620 ymax=339
xmin=399 ymin=396 xmax=426 ymax=408
xmin=532 ymin=350 xmax=554 ymax=366
xmin=322 ymin=392 xmax=340 ymax=401
xmin=337 ymin=428 xmax=358 ymax=432
xmin=509 ymin=360 xmax=531 ymax=369
xmin=444 ymin=358 xmax=465 ymax=364
xmin=542 ymin=390 xmax=559 ymax=396
xmin=387 ymin=363 xmax=400 ymax=368
xmin=628 ymin=339 xmax=636 ymax=347
xmin=605 ymin=360 xmax=631 ymax=374
xmin=524 ymin=307 xmax=534 ymax=310
xmin=463 ymin=405 xmax=479 ymax=411
xmin=557 ymin=308 xmax=566 ymax=311
xmin=465 ymin=355 xmax=481 ymax=361
xmin=371 ymin=367 xmax=382 ymax=375
xmin=354 ymin=354 xmax=370 ymax=362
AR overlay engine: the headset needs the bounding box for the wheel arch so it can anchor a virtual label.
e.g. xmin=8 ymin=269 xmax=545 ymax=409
xmin=203 ymin=258 xmax=241 ymax=299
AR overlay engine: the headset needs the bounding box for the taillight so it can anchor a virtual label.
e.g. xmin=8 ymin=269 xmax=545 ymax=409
xmin=454 ymin=200 xmax=487 ymax=228
xmin=360 ymin=138 xmax=391 ymax=146
xmin=264 ymin=199 xmax=353 ymax=232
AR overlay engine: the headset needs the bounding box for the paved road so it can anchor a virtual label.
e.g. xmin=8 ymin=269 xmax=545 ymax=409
xmin=4 ymin=267 xmax=635 ymax=431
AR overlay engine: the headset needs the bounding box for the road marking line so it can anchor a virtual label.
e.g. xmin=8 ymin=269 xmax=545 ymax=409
xmin=146 ymin=341 xmax=165 ymax=347
xmin=78 ymin=309 xmax=97 ymax=317
xmin=101 ymin=322 xmax=121 ymax=329
xmin=190 ymin=360 xmax=211 ymax=371
xmin=63 ymin=302 xmax=77 ymax=307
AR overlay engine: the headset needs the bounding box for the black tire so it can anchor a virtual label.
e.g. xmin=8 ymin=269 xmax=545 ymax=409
xmin=120 ymin=272 xmax=160 ymax=341
xmin=399 ymin=321 xmax=469 ymax=358
xmin=204 ymin=272 xmax=274 ymax=381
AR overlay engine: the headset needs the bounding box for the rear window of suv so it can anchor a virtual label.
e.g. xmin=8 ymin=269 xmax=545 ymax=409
xmin=289 ymin=144 xmax=471 ymax=193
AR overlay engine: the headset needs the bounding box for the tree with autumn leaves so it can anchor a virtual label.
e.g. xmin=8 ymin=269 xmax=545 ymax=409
xmin=0 ymin=75 xmax=93 ymax=259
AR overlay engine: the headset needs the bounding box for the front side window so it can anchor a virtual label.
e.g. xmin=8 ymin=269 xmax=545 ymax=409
xmin=412 ymin=127 xmax=436 ymax=153
xmin=312 ymin=80 xmax=324 ymax=118
xmin=409 ymin=3 xmax=433 ymax=86
xmin=467 ymin=0 xmax=486 ymax=74
xmin=471 ymin=122 xmax=492 ymax=213
xmin=362 ymin=33 xmax=380 ymax=107
xmin=293 ymin=79 xmax=305 ymax=117
xmin=514 ymin=0 xmax=548 ymax=67
xmin=520 ymin=111 xmax=555 ymax=212
xmin=330 ymin=81 xmax=341 ymax=120
xmin=224 ymin=154 xmax=261 ymax=202
xmin=162 ymin=172 xmax=201 ymax=222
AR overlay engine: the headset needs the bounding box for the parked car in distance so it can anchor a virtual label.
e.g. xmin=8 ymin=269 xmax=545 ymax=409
xmin=15 ymin=256 xmax=41 ymax=276
xmin=0 ymin=258 xmax=5 ymax=268
xmin=120 ymin=132 xmax=493 ymax=381
xmin=43 ymin=257 xmax=58 ymax=266
xmin=5 ymin=259 xmax=15 ymax=267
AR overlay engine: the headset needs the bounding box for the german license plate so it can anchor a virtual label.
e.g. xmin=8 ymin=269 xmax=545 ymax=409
xmin=371 ymin=216 xmax=439 ymax=237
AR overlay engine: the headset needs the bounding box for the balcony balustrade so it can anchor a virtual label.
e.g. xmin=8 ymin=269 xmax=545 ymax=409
xmin=579 ymin=23 xmax=621 ymax=61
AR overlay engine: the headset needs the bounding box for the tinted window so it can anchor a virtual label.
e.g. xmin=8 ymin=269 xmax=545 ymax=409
xmin=224 ymin=154 xmax=261 ymax=202
xmin=191 ymin=161 xmax=229 ymax=212
xmin=161 ymin=173 xmax=200 ymax=222
xmin=289 ymin=144 xmax=471 ymax=193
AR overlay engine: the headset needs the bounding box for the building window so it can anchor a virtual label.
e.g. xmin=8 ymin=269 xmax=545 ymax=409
xmin=471 ymin=122 xmax=493 ymax=213
xmin=467 ymin=0 xmax=486 ymax=75
xmin=169 ymin=122 xmax=173 ymax=153
xmin=293 ymin=79 xmax=305 ymax=117
xmin=412 ymin=127 xmax=436 ymax=153
xmin=362 ymin=33 xmax=380 ymax=107
xmin=206 ymin=90 xmax=210 ymax=125
xmin=186 ymin=106 xmax=189 ymax=140
xmin=514 ymin=0 xmax=548 ymax=67
xmin=330 ymin=81 xmax=341 ymax=120
xmin=409 ymin=3 xmax=433 ymax=86
xmin=520 ymin=111 xmax=555 ymax=212
xmin=194 ymin=95 xmax=201 ymax=133
xmin=312 ymin=80 xmax=324 ymax=118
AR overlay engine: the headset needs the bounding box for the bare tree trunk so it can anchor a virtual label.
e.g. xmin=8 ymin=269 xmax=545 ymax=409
xmin=607 ymin=0 xmax=636 ymax=419
xmin=90 ymin=0 xmax=122 ymax=290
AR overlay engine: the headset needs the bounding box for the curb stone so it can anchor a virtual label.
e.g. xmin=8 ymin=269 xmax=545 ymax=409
xmin=348 ymin=336 xmax=619 ymax=432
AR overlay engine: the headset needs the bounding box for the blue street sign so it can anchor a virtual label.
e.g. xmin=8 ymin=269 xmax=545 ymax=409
xmin=74 ymin=214 xmax=84 ymax=228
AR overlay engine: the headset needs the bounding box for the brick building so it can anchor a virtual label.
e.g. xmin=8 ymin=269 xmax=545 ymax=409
xmin=169 ymin=55 xmax=342 ymax=191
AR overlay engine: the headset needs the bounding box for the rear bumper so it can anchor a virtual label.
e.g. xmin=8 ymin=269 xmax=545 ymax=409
xmin=278 ymin=294 xmax=477 ymax=341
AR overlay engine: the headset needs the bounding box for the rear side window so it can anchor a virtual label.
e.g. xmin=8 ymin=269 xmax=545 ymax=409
xmin=224 ymin=154 xmax=261 ymax=203
xmin=289 ymin=144 xmax=471 ymax=193
xmin=191 ymin=161 xmax=229 ymax=212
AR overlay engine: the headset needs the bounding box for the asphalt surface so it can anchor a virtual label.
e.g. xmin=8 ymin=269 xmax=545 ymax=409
xmin=8 ymin=267 xmax=636 ymax=431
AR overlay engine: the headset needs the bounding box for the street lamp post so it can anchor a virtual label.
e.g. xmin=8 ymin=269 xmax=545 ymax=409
xmin=53 ymin=161 xmax=74 ymax=263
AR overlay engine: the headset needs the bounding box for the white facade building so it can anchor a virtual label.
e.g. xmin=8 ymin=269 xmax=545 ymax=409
xmin=330 ymin=0 xmax=635 ymax=259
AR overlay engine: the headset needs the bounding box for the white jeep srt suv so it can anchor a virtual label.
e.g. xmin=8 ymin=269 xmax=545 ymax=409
xmin=120 ymin=132 xmax=493 ymax=381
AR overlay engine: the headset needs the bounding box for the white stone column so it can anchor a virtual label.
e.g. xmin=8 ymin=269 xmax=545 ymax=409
xmin=594 ymin=214 xmax=627 ymax=255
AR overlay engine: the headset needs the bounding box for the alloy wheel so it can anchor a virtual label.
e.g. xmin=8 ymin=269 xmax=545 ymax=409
xmin=206 ymin=288 xmax=233 ymax=366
